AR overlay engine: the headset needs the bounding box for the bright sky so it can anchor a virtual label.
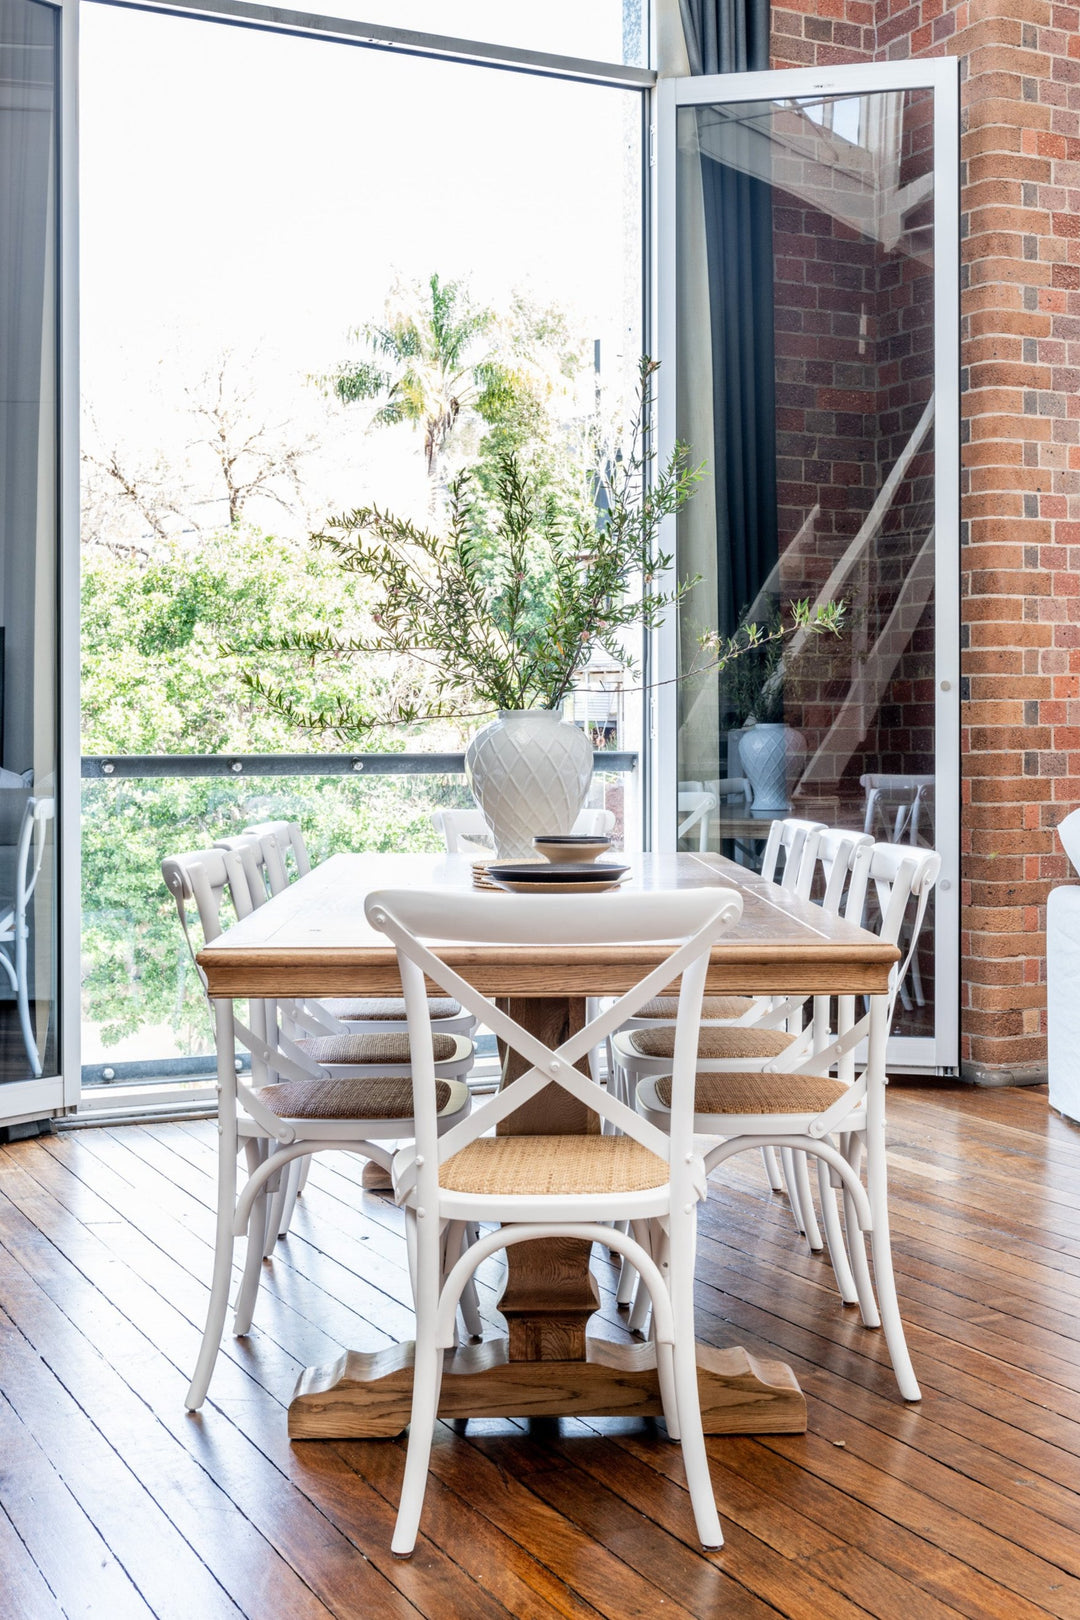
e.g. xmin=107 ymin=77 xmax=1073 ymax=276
xmin=79 ymin=2 xmax=643 ymax=520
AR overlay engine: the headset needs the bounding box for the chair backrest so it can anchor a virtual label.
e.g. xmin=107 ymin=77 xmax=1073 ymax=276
xmin=772 ymin=839 xmax=941 ymax=1083
xmin=215 ymin=834 xmax=273 ymax=910
xmin=677 ymin=790 xmax=717 ymax=851
xmin=707 ymin=777 xmax=753 ymax=809
xmin=430 ymin=809 xmax=488 ymax=852
xmin=365 ymin=886 xmax=743 ymax=1197
xmin=15 ymin=797 xmax=54 ymax=919
xmin=759 ymin=818 xmax=827 ymax=889
xmin=161 ymin=846 xmax=256 ymax=959
xmin=793 ymin=826 xmax=874 ymax=913
xmin=240 ymin=821 xmax=311 ymax=890
xmin=854 ymin=841 xmax=941 ymax=1013
xmin=432 ymin=805 xmax=616 ymax=853
xmin=860 ymin=774 xmax=935 ymax=845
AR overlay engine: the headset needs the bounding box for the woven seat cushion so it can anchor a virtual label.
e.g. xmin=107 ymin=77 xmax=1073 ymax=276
xmin=325 ymin=996 xmax=462 ymax=1022
xmin=440 ymin=1134 xmax=668 ymax=1197
xmin=255 ymin=1076 xmax=451 ymax=1120
xmin=635 ymin=995 xmax=754 ymax=1021
xmin=296 ymin=1032 xmax=458 ymax=1066
xmin=655 ymin=1071 xmax=847 ymax=1115
xmin=629 ymin=1026 xmax=794 ymax=1060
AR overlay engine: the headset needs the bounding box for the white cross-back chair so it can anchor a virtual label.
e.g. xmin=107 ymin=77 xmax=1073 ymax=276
xmin=676 ymin=790 xmax=717 ymax=851
xmin=238 ymin=818 xmax=311 ymax=888
xmin=759 ymin=817 xmax=828 ymax=886
xmin=365 ymin=883 xmax=744 ymax=1556
xmin=162 ymin=848 xmax=476 ymax=1411
xmin=611 ymin=827 xmax=872 ymax=1303
xmin=0 ymin=795 xmax=54 ymax=1076
xmin=605 ymin=815 xmax=825 ymax=1249
xmin=217 ymin=826 xmax=475 ymax=1039
xmin=860 ymin=775 xmax=934 ymax=846
xmin=431 ymin=805 xmax=615 ymax=854
xmin=637 ymin=841 xmax=940 ymax=1402
xmin=860 ymin=777 xmax=935 ymax=1010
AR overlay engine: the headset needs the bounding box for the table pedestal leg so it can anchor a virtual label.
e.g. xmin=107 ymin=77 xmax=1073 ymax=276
xmin=496 ymin=996 xmax=600 ymax=1363
xmin=288 ymin=994 xmax=806 ymax=1438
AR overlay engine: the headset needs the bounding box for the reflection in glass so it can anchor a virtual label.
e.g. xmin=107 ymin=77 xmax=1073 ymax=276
xmin=676 ymin=90 xmax=936 ymax=1037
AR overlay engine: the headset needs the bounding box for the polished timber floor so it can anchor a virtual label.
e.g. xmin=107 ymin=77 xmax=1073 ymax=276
xmin=3 ymin=1084 xmax=1080 ymax=1618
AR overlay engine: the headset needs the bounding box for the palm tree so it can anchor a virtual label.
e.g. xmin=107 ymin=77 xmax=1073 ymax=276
xmin=323 ymin=273 xmax=517 ymax=510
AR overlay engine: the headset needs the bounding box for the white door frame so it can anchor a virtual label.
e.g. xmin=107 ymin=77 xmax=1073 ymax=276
xmin=0 ymin=0 xmax=81 ymax=1127
xmin=651 ymin=58 xmax=960 ymax=1072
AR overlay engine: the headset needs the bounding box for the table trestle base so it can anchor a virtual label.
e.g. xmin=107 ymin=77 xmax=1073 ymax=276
xmin=287 ymin=1336 xmax=807 ymax=1438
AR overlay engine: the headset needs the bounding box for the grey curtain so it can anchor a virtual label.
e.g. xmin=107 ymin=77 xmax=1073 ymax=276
xmin=678 ymin=0 xmax=770 ymax=73
xmin=679 ymin=0 xmax=776 ymax=641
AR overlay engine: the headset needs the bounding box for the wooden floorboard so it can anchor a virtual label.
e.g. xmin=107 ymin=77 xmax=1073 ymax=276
xmin=3 ymin=1082 xmax=1080 ymax=1617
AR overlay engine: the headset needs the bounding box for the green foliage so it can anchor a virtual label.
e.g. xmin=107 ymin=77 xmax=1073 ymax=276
xmin=81 ymin=772 xmax=464 ymax=1051
xmin=320 ymin=272 xmax=521 ymax=482
xmin=80 ymin=526 xmax=472 ymax=1055
xmin=699 ymin=599 xmax=848 ymax=726
xmin=232 ymin=359 xmax=705 ymax=736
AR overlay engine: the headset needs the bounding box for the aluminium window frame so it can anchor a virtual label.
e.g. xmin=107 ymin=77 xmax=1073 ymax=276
xmin=652 ymin=58 xmax=960 ymax=1073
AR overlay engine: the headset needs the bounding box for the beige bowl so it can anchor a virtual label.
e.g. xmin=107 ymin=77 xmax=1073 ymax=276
xmin=532 ymin=835 xmax=613 ymax=864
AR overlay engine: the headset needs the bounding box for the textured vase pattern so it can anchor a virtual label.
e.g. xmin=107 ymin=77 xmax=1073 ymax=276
xmin=739 ymin=723 xmax=806 ymax=817
xmin=465 ymin=709 xmax=594 ymax=859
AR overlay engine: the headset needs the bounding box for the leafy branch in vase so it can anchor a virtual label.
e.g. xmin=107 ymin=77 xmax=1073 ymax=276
xmin=228 ymin=358 xmax=704 ymax=739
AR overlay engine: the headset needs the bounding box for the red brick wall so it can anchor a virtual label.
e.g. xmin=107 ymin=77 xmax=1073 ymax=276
xmin=768 ymin=0 xmax=1065 ymax=1074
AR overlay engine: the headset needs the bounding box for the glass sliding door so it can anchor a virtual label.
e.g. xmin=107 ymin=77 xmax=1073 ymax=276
xmin=0 ymin=0 xmax=75 ymax=1122
xmin=657 ymin=63 xmax=959 ymax=1068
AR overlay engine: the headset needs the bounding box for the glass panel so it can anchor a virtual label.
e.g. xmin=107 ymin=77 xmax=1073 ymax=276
xmin=0 ymin=0 xmax=59 ymax=1083
xmin=676 ymin=89 xmax=936 ymax=1040
xmin=80 ymin=4 xmax=644 ymax=1074
xmin=80 ymin=767 xmax=629 ymax=1078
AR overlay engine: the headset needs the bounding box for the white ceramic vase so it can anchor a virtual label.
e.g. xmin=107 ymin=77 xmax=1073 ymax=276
xmin=464 ymin=709 xmax=593 ymax=859
xmin=738 ymin=722 xmax=806 ymax=817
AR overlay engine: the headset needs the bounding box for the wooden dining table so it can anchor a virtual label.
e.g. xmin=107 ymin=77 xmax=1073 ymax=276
xmin=198 ymin=849 xmax=899 ymax=1441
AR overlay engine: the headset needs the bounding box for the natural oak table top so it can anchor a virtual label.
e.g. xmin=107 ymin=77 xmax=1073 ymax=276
xmin=198 ymin=849 xmax=899 ymax=1001
xmin=199 ymin=849 xmax=898 ymax=1441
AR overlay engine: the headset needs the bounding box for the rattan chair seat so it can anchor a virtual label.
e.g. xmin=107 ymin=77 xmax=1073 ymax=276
xmin=296 ymin=1031 xmax=458 ymax=1066
xmin=440 ymin=1134 xmax=669 ymax=1196
xmin=635 ymin=994 xmax=754 ymax=1021
xmin=255 ymin=1076 xmax=454 ymax=1120
xmin=325 ymin=996 xmax=463 ymax=1021
xmin=654 ymin=1071 xmax=847 ymax=1115
xmin=629 ymin=1025 xmax=794 ymax=1059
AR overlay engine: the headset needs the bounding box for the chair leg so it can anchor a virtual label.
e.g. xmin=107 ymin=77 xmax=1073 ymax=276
xmin=445 ymin=1222 xmax=482 ymax=1341
xmin=275 ymin=1156 xmax=305 ymax=1239
xmin=780 ymin=1147 xmax=807 ymax=1235
xmin=655 ymin=1338 xmax=680 ymax=1441
xmin=668 ymin=1210 xmax=723 ymax=1549
xmin=616 ymin=1250 xmax=639 ymax=1308
xmin=865 ymin=1001 xmax=920 ymax=1400
xmin=14 ymin=931 xmax=41 ymax=1077
xmin=262 ymin=1164 xmax=288 ymax=1259
xmin=793 ymin=1150 xmax=823 ymax=1252
xmin=761 ymin=1145 xmax=784 ymax=1192
xmin=839 ymin=1135 xmax=879 ymax=1327
xmin=627 ymin=1220 xmax=654 ymax=1335
xmin=233 ymin=1141 xmax=271 ymax=1337
xmin=816 ymin=1154 xmax=859 ymax=1305
xmin=186 ymin=1000 xmax=239 ymax=1411
xmin=392 ymin=1215 xmax=445 ymax=1558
